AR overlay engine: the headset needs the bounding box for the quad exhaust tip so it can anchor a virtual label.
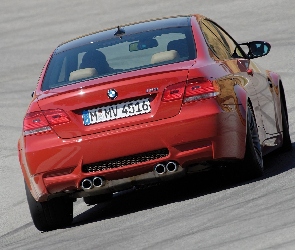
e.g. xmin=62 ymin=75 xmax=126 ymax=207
xmin=81 ymin=176 xmax=105 ymax=190
xmin=93 ymin=176 xmax=105 ymax=187
xmin=81 ymin=178 xmax=93 ymax=190
xmin=166 ymin=161 xmax=178 ymax=172
xmin=154 ymin=161 xmax=179 ymax=175
xmin=154 ymin=163 xmax=166 ymax=174
xmin=81 ymin=161 xmax=179 ymax=191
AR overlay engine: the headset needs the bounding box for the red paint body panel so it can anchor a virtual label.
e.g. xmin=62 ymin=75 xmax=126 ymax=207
xmin=20 ymin=98 xmax=245 ymax=201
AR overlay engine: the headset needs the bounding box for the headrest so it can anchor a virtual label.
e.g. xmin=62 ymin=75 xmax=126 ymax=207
xmin=167 ymin=39 xmax=189 ymax=58
xmin=151 ymin=50 xmax=179 ymax=64
xmin=69 ymin=68 xmax=98 ymax=81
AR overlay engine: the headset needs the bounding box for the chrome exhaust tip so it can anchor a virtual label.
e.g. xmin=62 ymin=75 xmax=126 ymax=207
xmin=81 ymin=178 xmax=93 ymax=190
xmin=93 ymin=176 xmax=105 ymax=188
xmin=154 ymin=163 xmax=166 ymax=174
xmin=166 ymin=161 xmax=178 ymax=172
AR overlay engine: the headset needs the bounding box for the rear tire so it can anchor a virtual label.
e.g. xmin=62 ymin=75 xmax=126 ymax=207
xmin=280 ymin=101 xmax=292 ymax=152
xmin=242 ymin=104 xmax=264 ymax=178
xmin=25 ymin=183 xmax=73 ymax=231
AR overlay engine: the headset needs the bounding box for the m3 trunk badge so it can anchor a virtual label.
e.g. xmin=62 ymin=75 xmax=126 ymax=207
xmin=107 ymin=89 xmax=118 ymax=100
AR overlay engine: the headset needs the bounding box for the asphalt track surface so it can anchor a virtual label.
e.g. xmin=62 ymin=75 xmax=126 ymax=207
xmin=1 ymin=1 xmax=295 ymax=249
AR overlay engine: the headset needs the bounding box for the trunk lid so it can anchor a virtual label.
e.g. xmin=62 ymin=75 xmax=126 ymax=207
xmin=37 ymin=62 xmax=193 ymax=139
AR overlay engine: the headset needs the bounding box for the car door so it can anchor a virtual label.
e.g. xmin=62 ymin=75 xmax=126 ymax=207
xmin=242 ymin=52 xmax=279 ymax=137
xmin=237 ymin=40 xmax=279 ymax=137
xmin=199 ymin=19 xmax=261 ymax=130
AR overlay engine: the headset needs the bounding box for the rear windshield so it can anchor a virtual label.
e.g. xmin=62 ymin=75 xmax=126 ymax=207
xmin=42 ymin=26 xmax=196 ymax=90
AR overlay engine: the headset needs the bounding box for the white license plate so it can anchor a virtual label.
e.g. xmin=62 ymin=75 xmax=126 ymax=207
xmin=82 ymin=98 xmax=151 ymax=125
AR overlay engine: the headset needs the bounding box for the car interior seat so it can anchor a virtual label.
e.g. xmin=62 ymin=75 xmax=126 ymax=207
xmin=80 ymin=50 xmax=111 ymax=75
xmin=167 ymin=39 xmax=189 ymax=59
xmin=151 ymin=50 xmax=180 ymax=64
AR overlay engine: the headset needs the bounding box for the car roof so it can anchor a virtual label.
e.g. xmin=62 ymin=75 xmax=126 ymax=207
xmin=54 ymin=15 xmax=193 ymax=54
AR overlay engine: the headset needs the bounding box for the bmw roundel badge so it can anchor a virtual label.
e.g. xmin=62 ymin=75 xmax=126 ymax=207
xmin=107 ymin=89 xmax=118 ymax=100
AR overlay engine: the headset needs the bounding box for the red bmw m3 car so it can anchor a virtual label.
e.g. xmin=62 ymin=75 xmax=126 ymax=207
xmin=18 ymin=14 xmax=291 ymax=231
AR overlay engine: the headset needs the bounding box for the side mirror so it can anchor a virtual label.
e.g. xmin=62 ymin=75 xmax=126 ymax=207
xmin=239 ymin=41 xmax=271 ymax=59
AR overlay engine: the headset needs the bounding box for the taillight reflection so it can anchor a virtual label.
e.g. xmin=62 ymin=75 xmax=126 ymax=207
xmin=24 ymin=109 xmax=70 ymax=136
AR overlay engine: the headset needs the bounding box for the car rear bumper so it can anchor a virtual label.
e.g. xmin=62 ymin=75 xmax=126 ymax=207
xmin=18 ymin=99 xmax=246 ymax=201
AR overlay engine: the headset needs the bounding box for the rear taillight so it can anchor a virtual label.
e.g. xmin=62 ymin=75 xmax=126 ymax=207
xmin=184 ymin=78 xmax=219 ymax=103
xmin=43 ymin=109 xmax=71 ymax=125
xmin=162 ymin=82 xmax=186 ymax=102
xmin=162 ymin=78 xmax=219 ymax=103
xmin=24 ymin=109 xmax=70 ymax=136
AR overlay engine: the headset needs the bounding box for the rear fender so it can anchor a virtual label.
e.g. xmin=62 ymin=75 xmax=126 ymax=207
xmin=18 ymin=137 xmax=48 ymax=202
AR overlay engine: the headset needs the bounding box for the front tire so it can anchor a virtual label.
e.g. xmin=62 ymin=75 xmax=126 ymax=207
xmin=25 ymin=183 xmax=73 ymax=231
xmin=242 ymin=104 xmax=264 ymax=178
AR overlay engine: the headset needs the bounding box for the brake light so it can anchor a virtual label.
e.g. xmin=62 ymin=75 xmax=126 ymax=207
xmin=44 ymin=109 xmax=71 ymax=125
xmin=184 ymin=78 xmax=219 ymax=103
xmin=24 ymin=109 xmax=70 ymax=136
xmin=162 ymin=82 xmax=186 ymax=102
